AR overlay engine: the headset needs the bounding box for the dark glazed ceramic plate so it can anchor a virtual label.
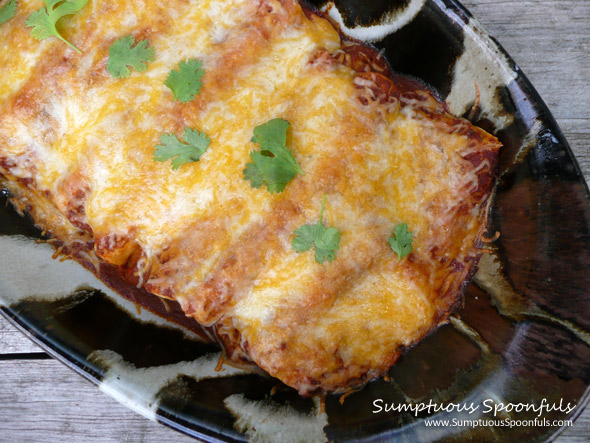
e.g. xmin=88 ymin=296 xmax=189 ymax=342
xmin=1 ymin=0 xmax=590 ymax=441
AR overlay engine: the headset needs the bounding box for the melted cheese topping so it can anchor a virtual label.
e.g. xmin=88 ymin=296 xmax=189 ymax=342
xmin=0 ymin=0 xmax=499 ymax=394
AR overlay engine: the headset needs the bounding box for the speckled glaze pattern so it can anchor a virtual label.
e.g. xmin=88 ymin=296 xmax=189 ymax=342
xmin=1 ymin=1 xmax=589 ymax=441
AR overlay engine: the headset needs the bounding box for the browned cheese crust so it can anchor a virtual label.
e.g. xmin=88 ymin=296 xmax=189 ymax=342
xmin=0 ymin=0 xmax=500 ymax=395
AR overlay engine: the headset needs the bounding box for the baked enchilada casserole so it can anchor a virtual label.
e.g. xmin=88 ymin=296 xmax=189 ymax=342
xmin=0 ymin=0 xmax=500 ymax=395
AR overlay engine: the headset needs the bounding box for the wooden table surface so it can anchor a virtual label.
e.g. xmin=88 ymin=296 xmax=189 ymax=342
xmin=1 ymin=1 xmax=589 ymax=442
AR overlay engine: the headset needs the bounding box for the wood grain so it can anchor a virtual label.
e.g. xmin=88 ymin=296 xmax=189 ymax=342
xmin=0 ymin=359 xmax=195 ymax=443
xmin=0 ymin=316 xmax=41 ymax=354
xmin=1 ymin=0 xmax=589 ymax=441
xmin=463 ymin=0 xmax=590 ymax=186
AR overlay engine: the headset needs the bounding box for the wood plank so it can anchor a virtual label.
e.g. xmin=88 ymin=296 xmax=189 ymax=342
xmin=0 ymin=359 xmax=195 ymax=443
xmin=0 ymin=315 xmax=43 ymax=355
xmin=462 ymin=0 xmax=590 ymax=184
xmin=462 ymin=1 xmax=590 ymax=120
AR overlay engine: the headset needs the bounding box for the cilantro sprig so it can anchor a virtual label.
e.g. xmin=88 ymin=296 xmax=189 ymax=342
xmin=165 ymin=58 xmax=204 ymax=103
xmin=154 ymin=128 xmax=210 ymax=170
xmin=292 ymin=194 xmax=341 ymax=264
xmin=243 ymin=119 xmax=304 ymax=194
xmin=389 ymin=223 xmax=413 ymax=260
xmin=0 ymin=0 xmax=17 ymax=26
xmin=107 ymin=35 xmax=155 ymax=79
xmin=25 ymin=0 xmax=88 ymax=54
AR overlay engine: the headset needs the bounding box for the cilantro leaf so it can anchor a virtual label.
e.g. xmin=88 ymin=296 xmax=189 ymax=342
xmin=153 ymin=128 xmax=210 ymax=170
xmin=389 ymin=223 xmax=413 ymax=260
xmin=243 ymin=118 xmax=304 ymax=193
xmin=25 ymin=0 xmax=88 ymax=54
xmin=164 ymin=58 xmax=204 ymax=103
xmin=107 ymin=35 xmax=155 ymax=79
xmin=0 ymin=0 xmax=17 ymax=26
xmin=292 ymin=195 xmax=341 ymax=264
